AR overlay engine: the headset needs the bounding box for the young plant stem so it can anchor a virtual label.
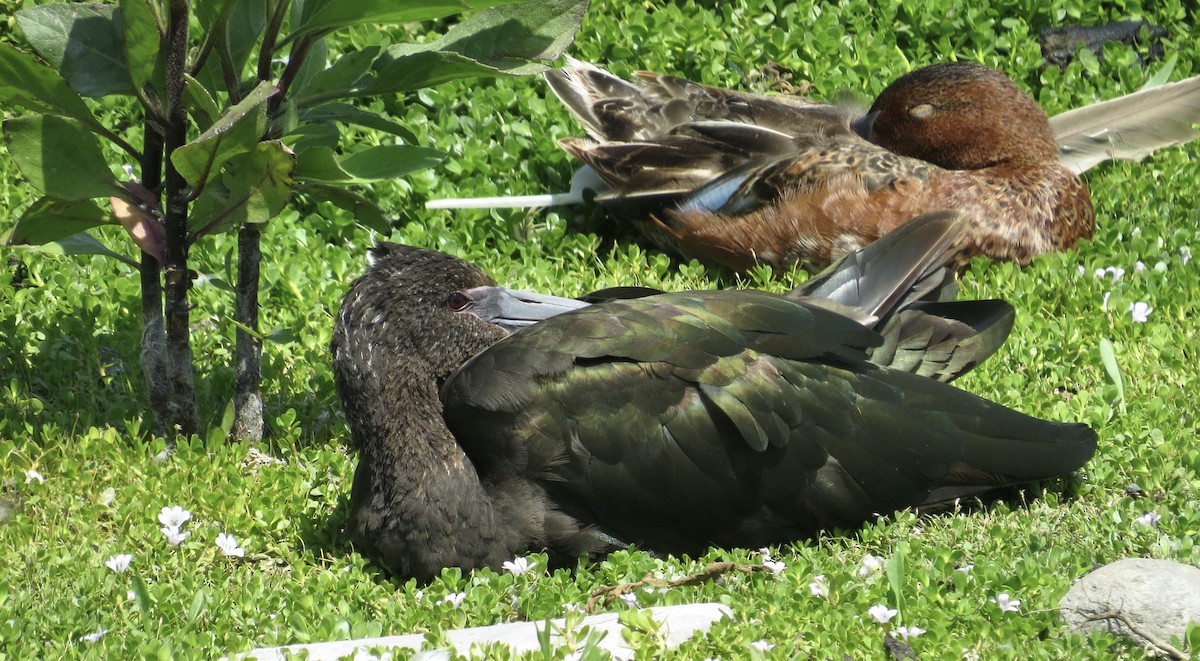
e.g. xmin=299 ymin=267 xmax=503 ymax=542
xmin=139 ymin=120 xmax=169 ymax=438
xmin=233 ymin=223 xmax=264 ymax=440
xmin=161 ymin=0 xmax=198 ymax=437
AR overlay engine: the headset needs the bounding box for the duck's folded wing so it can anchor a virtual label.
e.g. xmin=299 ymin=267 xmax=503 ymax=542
xmin=442 ymin=291 xmax=1095 ymax=553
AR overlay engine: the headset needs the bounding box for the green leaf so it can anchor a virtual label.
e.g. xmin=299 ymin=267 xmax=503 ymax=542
xmin=293 ymin=145 xmax=444 ymax=184
xmin=15 ymin=4 xmax=133 ymax=97
xmin=290 ymin=0 xmax=526 ymax=41
xmin=341 ymin=145 xmax=445 ymax=179
xmin=3 ymin=230 xmax=138 ymax=268
xmin=130 ymin=574 xmax=153 ymax=619
xmin=297 ymin=182 xmax=391 ymax=233
xmin=188 ymin=141 xmax=296 ymax=237
xmin=298 ymin=103 xmax=419 ymax=143
xmin=3 ymin=115 xmax=119 ymax=200
xmin=0 ymin=44 xmax=101 ymax=128
xmin=183 ymin=74 xmax=222 ymax=128
xmin=118 ymin=0 xmax=162 ymax=90
xmin=1139 ymin=53 xmax=1178 ymax=91
xmin=366 ymin=0 xmax=588 ymax=94
xmin=171 ymin=81 xmax=277 ymax=187
xmin=293 ymin=47 xmax=378 ymax=101
xmin=885 ymin=542 xmax=907 ymax=614
xmin=6 ymin=198 xmax=113 ymax=246
xmin=193 ymin=0 xmax=268 ymax=94
xmin=1099 ymin=338 xmax=1125 ymax=406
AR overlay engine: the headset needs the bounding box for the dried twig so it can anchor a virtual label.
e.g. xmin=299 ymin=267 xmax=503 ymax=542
xmin=587 ymin=561 xmax=772 ymax=612
xmin=1083 ymin=610 xmax=1188 ymax=660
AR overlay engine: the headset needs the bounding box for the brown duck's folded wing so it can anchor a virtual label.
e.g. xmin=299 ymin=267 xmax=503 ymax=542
xmin=442 ymin=290 xmax=1095 ymax=555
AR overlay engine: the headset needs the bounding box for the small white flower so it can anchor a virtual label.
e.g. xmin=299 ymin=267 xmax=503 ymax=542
xmin=868 ymin=603 xmax=898 ymax=623
xmin=750 ymin=640 xmax=775 ymax=652
xmin=763 ymin=559 xmax=786 ymax=575
xmin=502 ymin=556 xmax=536 ymax=575
xmin=105 ymin=554 xmax=132 ymax=573
xmin=893 ymin=625 xmax=926 ymax=641
xmin=1102 ymin=291 xmax=1112 ymax=310
xmin=757 ymin=547 xmax=772 ymax=561
xmin=414 ymin=590 xmax=424 ymax=601
xmin=161 ymin=526 xmax=191 ymax=546
xmin=618 ymin=592 xmax=639 ymax=607
xmin=992 ymin=592 xmax=1021 ymax=613
xmin=1182 ymin=247 xmax=1192 ymax=265
xmin=215 ymin=532 xmax=245 ymax=557
xmin=1134 ymin=261 xmax=1147 ymax=273
xmin=157 ymin=506 xmax=192 ymax=529
xmin=1135 ymin=511 xmax=1162 ymax=528
xmin=79 ymin=628 xmax=108 ymax=644
xmin=1129 ymin=301 xmax=1152 ymax=323
xmin=563 ymin=603 xmax=582 ymax=613
xmin=956 ymin=563 xmax=974 ymax=574
xmin=808 ymin=575 xmax=827 ymax=597
xmin=127 ymin=590 xmax=137 ymax=601
xmin=100 ymin=488 xmax=116 ymax=506
xmin=563 ymin=653 xmax=583 ymax=661
xmin=962 ymin=649 xmax=981 ymax=661
xmin=24 ymin=469 xmax=44 ymax=484
xmin=1093 ymin=266 xmax=1124 ymax=283
xmin=441 ymin=592 xmax=466 ymax=608
xmin=858 ymin=554 xmax=884 ymax=576
xmin=1076 ymin=264 xmax=1086 ymax=276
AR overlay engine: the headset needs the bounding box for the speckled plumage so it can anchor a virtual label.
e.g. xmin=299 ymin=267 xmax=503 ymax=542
xmin=331 ymin=219 xmax=1096 ymax=581
xmin=548 ymin=59 xmax=1095 ymax=272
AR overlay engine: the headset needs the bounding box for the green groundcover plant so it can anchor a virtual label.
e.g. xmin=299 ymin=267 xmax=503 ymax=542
xmin=2 ymin=0 xmax=1200 ymax=658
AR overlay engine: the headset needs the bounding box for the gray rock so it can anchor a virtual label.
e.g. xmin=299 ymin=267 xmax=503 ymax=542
xmin=1061 ymin=557 xmax=1200 ymax=656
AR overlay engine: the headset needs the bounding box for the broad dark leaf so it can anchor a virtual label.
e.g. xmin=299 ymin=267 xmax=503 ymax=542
xmin=3 ymin=115 xmax=118 ymax=200
xmin=297 ymin=182 xmax=391 ymax=233
xmin=298 ymin=103 xmax=419 ymax=143
xmin=118 ymin=0 xmax=162 ymax=90
xmin=172 ymin=81 xmax=277 ymax=187
xmin=290 ymin=0 xmax=525 ymax=42
xmin=293 ymin=145 xmax=445 ymax=183
xmin=367 ymin=0 xmax=588 ymax=93
xmin=3 ymin=229 xmax=138 ymax=268
xmin=183 ymin=74 xmax=221 ymax=128
xmin=15 ymin=4 xmax=133 ymax=97
xmin=0 ymin=44 xmax=100 ymax=129
xmin=188 ymin=141 xmax=296 ymax=237
xmin=6 ymin=198 xmax=113 ymax=246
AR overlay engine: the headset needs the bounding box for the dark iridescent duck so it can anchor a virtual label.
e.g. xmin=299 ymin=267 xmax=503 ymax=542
xmin=332 ymin=212 xmax=1096 ymax=581
xmin=547 ymin=59 xmax=1096 ymax=272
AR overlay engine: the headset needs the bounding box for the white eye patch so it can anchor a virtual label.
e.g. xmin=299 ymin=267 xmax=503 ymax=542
xmin=909 ymin=103 xmax=935 ymax=119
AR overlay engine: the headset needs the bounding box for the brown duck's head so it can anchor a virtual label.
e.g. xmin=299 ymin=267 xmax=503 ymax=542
xmin=859 ymin=62 xmax=1059 ymax=170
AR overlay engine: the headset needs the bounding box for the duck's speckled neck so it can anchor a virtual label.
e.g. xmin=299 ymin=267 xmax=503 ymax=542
xmin=330 ymin=253 xmax=514 ymax=581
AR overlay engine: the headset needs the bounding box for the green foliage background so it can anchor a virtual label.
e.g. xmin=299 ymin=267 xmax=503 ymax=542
xmin=2 ymin=0 xmax=1199 ymax=658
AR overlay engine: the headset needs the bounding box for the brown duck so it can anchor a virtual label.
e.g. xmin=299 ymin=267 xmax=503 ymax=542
xmin=547 ymin=58 xmax=1095 ymax=272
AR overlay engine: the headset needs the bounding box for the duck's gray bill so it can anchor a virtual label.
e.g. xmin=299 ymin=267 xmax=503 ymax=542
xmin=467 ymin=286 xmax=591 ymax=331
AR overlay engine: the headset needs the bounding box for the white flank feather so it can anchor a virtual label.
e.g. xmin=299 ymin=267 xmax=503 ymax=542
xmin=425 ymin=166 xmax=607 ymax=210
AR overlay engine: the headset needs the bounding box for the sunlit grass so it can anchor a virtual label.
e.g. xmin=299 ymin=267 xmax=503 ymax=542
xmin=3 ymin=0 xmax=1199 ymax=657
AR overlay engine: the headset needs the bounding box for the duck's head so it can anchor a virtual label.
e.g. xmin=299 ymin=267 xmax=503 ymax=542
xmin=334 ymin=244 xmax=588 ymax=389
xmin=856 ymin=62 xmax=1059 ymax=170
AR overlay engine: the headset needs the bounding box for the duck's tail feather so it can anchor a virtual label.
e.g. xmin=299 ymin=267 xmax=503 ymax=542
xmin=1052 ymin=71 xmax=1200 ymax=174
xmin=791 ymin=210 xmax=967 ymax=325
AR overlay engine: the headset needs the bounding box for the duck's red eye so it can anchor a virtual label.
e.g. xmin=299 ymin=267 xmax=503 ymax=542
xmin=446 ymin=291 xmax=472 ymax=311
